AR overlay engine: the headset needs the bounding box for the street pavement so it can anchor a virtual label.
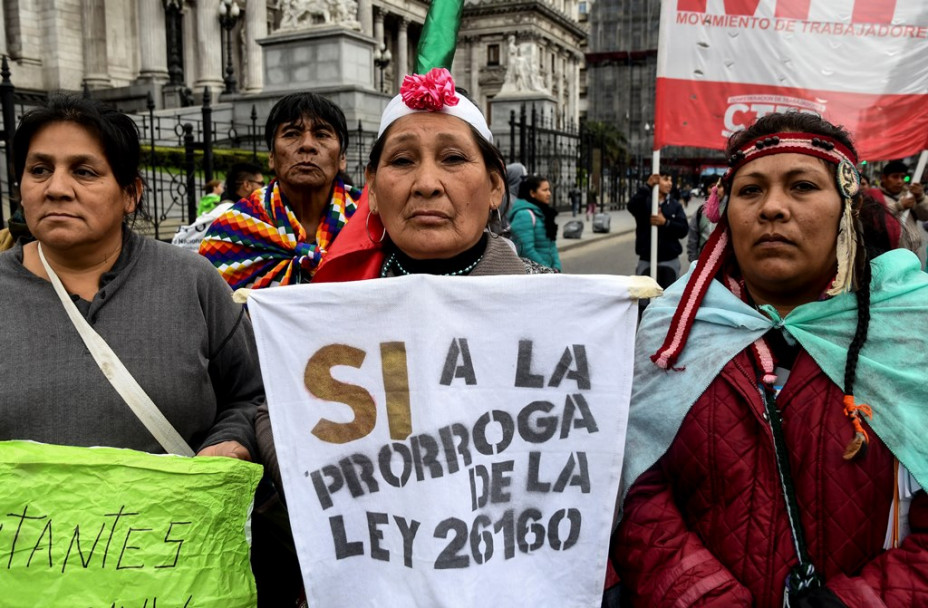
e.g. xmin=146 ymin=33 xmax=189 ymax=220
xmin=554 ymin=197 xmax=703 ymax=254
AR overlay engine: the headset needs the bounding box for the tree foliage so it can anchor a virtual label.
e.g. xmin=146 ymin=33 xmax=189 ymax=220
xmin=583 ymin=121 xmax=628 ymax=166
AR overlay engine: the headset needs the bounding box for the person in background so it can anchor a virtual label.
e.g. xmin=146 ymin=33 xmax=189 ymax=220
xmin=0 ymin=94 xmax=260 ymax=459
xmin=586 ymin=188 xmax=598 ymax=221
xmin=859 ymin=174 xmax=870 ymax=190
xmin=197 ymin=179 xmax=224 ymax=216
xmin=628 ymin=172 xmax=688 ymax=287
xmin=686 ymin=181 xmax=722 ymax=263
xmin=222 ymin=161 xmax=265 ymax=203
xmin=200 ymin=92 xmax=361 ymax=288
xmin=495 ymin=162 xmax=527 ymax=237
xmin=507 ymin=174 xmax=562 ymax=271
xmin=871 ymin=159 xmax=927 ymax=267
xmin=611 ymin=111 xmax=926 ymax=607
xmin=680 ymin=183 xmax=692 ymax=208
xmin=569 ymin=186 xmax=582 ymax=217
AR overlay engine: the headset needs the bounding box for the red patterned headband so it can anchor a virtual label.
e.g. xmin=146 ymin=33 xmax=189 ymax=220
xmin=723 ymin=132 xmax=858 ymax=182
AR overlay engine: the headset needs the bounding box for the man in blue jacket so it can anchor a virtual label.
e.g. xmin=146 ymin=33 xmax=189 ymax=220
xmin=628 ymin=173 xmax=689 ymax=288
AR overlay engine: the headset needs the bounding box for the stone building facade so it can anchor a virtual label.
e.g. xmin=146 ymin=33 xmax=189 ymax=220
xmin=1 ymin=0 xmax=586 ymax=124
xmin=456 ymin=0 xmax=587 ymax=130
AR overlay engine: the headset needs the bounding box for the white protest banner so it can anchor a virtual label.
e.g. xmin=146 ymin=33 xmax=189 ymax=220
xmin=248 ymin=274 xmax=640 ymax=608
xmin=655 ymin=0 xmax=928 ymax=160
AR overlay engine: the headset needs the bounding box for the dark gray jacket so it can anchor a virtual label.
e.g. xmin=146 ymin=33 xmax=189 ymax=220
xmin=0 ymin=231 xmax=262 ymax=456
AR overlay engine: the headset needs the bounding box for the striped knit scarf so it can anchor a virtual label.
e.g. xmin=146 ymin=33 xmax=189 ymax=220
xmin=200 ymin=178 xmax=359 ymax=289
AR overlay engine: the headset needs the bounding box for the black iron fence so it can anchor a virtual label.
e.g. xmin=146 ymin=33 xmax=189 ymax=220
xmin=0 ymin=57 xmax=636 ymax=236
xmin=132 ymin=89 xmax=265 ymax=240
xmin=505 ymin=104 xmax=581 ymax=212
xmin=503 ymin=103 xmax=633 ymax=214
xmin=0 ymin=59 xmax=267 ymax=239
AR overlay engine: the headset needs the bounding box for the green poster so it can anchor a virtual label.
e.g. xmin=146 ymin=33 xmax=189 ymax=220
xmin=0 ymin=441 xmax=263 ymax=607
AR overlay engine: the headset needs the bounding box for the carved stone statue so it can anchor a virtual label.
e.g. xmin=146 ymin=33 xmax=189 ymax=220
xmin=276 ymin=0 xmax=359 ymax=31
xmin=330 ymin=0 xmax=361 ymax=29
xmin=500 ymin=35 xmax=547 ymax=94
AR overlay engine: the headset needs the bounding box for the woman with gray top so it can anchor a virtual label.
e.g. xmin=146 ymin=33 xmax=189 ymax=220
xmin=0 ymin=95 xmax=261 ymax=459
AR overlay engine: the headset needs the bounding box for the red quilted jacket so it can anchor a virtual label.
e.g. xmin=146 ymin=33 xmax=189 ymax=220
xmin=612 ymin=347 xmax=928 ymax=607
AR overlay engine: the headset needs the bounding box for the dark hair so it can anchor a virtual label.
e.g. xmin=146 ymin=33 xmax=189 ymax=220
xmin=13 ymin=94 xmax=146 ymax=223
xmin=517 ymin=175 xmax=549 ymax=201
xmin=265 ymin=92 xmax=349 ymax=153
xmin=223 ymin=161 xmax=264 ymax=201
xmin=881 ymin=159 xmax=908 ymax=176
xmin=367 ymin=120 xmax=506 ymax=189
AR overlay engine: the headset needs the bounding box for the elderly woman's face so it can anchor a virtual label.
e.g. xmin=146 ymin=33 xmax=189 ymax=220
xmin=727 ymin=153 xmax=841 ymax=310
xmin=368 ymin=113 xmax=504 ymax=260
xmin=20 ymin=121 xmax=137 ymax=252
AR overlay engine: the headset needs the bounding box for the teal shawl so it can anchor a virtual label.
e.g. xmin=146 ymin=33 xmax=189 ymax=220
xmin=625 ymin=249 xmax=928 ymax=500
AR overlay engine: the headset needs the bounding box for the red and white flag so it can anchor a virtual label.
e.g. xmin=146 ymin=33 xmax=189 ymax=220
xmin=655 ymin=0 xmax=928 ymax=160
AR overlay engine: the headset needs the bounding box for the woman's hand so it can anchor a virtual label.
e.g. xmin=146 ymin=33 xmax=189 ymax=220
xmin=197 ymin=440 xmax=252 ymax=461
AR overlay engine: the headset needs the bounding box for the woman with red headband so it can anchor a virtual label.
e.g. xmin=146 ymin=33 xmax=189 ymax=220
xmin=609 ymin=112 xmax=928 ymax=607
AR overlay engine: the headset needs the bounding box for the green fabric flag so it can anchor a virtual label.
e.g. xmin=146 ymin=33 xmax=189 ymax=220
xmin=0 ymin=441 xmax=263 ymax=607
xmin=416 ymin=0 xmax=463 ymax=73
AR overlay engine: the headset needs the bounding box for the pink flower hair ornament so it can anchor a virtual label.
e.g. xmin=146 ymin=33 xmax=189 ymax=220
xmin=400 ymin=68 xmax=459 ymax=111
xmin=377 ymin=68 xmax=494 ymax=143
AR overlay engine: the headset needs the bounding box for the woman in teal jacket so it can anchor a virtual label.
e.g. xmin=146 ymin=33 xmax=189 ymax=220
xmin=507 ymin=175 xmax=562 ymax=271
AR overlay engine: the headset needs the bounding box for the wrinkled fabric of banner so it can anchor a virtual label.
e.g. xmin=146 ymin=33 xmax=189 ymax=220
xmin=655 ymin=0 xmax=928 ymax=160
xmin=0 ymin=441 xmax=263 ymax=607
xmin=248 ymin=274 xmax=639 ymax=608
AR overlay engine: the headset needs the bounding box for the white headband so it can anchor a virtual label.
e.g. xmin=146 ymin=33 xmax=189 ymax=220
xmin=377 ymin=68 xmax=493 ymax=144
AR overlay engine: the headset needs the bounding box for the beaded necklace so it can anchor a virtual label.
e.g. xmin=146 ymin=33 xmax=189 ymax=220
xmin=379 ymin=234 xmax=488 ymax=278
xmin=380 ymin=251 xmax=484 ymax=278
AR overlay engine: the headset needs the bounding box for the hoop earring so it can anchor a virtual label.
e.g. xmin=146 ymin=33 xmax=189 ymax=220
xmin=493 ymin=207 xmax=503 ymax=226
xmin=366 ymin=211 xmax=386 ymax=244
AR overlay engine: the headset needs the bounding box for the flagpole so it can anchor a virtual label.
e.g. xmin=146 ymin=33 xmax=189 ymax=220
xmin=913 ymin=150 xmax=927 ymax=184
xmin=650 ymin=150 xmax=661 ymax=281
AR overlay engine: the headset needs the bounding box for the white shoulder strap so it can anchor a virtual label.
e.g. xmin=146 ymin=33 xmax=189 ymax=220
xmin=38 ymin=243 xmax=195 ymax=456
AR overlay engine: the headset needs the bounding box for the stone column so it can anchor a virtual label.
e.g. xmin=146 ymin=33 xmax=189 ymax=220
xmin=244 ymin=0 xmax=266 ymax=93
xmin=0 ymin=4 xmax=7 ymax=60
xmin=395 ymin=18 xmax=408 ymax=88
xmin=568 ymin=55 xmax=580 ymax=125
xmin=138 ymin=0 xmax=169 ymax=82
xmin=468 ymin=37 xmax=480 ymax=101
xmin=81 ymin=0 xmax=110 ymax=87
xmin=559 ymin=51 xmax=568 ymax=126
xmin=358 ymin=0 xmax=373 ymax=36
xmin=194 ymin=0 xmax=224 ymax=95
xmin=373 ymin=8 xmax=384 ymax=49
xmin=2 ymin=0 xmax=21 ymax=60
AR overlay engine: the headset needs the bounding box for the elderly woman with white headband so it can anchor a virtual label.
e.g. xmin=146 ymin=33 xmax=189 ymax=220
xmin=607 ymin=112 xmax=928 ymax=607
xmin=251 ymin=69 xmax=554 ymax=606
xmin=256 ymin=67 xmax=551 ymax=490
xmin=311 ymin=68 xmax=552 ymax=282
